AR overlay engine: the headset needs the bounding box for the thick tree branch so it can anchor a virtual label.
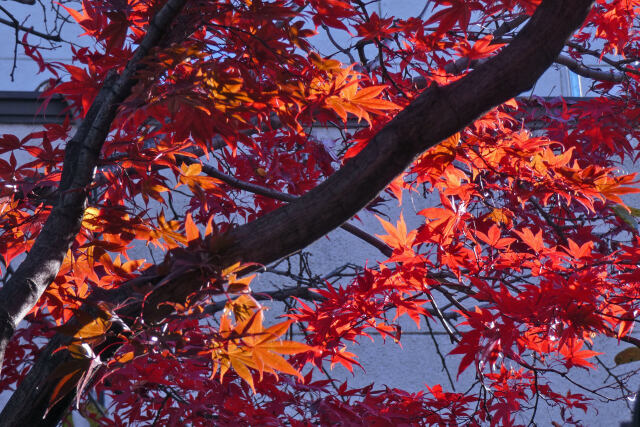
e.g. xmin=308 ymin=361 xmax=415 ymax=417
xmin=554 ymin=54 xmax=626 ymax=83
xmin=176 ymin=155 xmax=393 ymax=258
xmin=1 ymin=0 xmax=595 ymax=424
xmin=219 ymin=0 xmax=594 ymax=269
xmin=0 ymin=0 xmax=188 ymax=375
xmin=444 ymin=52 xmax=624 ymax=84
xmin=566 ymin=40 xmax=640 ymax=77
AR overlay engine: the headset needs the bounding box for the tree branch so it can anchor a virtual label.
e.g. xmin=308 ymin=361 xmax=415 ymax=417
xmin=3 ymin=0 xmax=36 ymax=5
xmin=175 ymin=155 xmax=393 ymax=258
xmin=0 ymin=16 xmax=62 ymax=42
xmin=219 ymin=0 xmax=594 ymax=271
xmin=1 ymin=0 xmax=595 ymax=424
xmin=0 ymin=0 xmax=188 ymax=375
xmin=554 ymin=53 xmax=626 ymax=83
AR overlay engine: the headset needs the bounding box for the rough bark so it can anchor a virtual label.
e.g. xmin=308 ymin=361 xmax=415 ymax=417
xmin=0 ymin=0 xmax=594 ymax=425
xmin=220 ymin=0 xmax=595 ymax=268
xmin=554 ymin=54 xmax=626 ymax=83
xmin=0 ymin=0 xmax=188 ymax=374
xmin=177 ymin=154 xmax=394 ymax=257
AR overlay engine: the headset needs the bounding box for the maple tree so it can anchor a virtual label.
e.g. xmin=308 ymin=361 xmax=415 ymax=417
xmin=0 ymin=0 xmax=640 ymax=424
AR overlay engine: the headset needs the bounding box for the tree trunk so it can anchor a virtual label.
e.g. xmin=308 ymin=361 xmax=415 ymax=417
xmin=0 ymin=0 xmax=594 ymax=425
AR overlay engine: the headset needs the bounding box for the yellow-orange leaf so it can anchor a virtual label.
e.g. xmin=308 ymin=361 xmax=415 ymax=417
xmin=75 ymin=317 xmax=111 ymax=340
xmin=55 ymin=309 xmax=111 ymax=341
xmin=184 ymin=213 xmax=200 ymax=242
xmin=252 ymin=348 xmax=301 ymax=379
xmin=260 ymin=340 xmax=312 ymax=355
xmin=488 ymin=208 xmax=513 ymax=228
xmin=376 ymin=214 xmax=416 ymax=251
xmin=81 ymin=207 xmax=102 ymax=231
xmin=224 ymin=294 xmax=260 ymax=322
xmin=230 ymin=354 xmax=255 ymax=392
xmin=210 ymin=313 xmax=311 ymax=393
xmin=260 ymin=319 xmax=292 ymax=342
xmin=180 ymin=162 xmax=202 ymax=177
xmin=114 ymin=351 xmax=135 ymax=364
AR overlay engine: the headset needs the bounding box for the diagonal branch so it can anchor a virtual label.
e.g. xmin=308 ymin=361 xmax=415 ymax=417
xmin=175 ymin=155 xmax=393 ymax=258
xmin=0 ymin=16 xmax=63 ymax=42
xmin=0 ymin=0 xmax=189 ymax=375
xmin=219 ymin=0 xmax=594 ymax=270
xmin=0 ymin=0 xmax=595 ymax=424
xmin=554 ymin=54 xmax=626 ymax=83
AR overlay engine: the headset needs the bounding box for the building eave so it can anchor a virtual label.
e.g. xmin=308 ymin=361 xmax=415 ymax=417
xmin=0 ymin=91 xmax=69 ymax=125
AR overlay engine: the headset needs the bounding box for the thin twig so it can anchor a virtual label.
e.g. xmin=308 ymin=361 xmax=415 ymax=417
xmin=176 ymin=155 xmax=394 ymax=258
xmin=0 ymin=16 xmax=63 ymax=42
xmin=426 ymin=293 xmax=459 ymax=343
xmin=425 ymin=316 xmax=456 ymax=389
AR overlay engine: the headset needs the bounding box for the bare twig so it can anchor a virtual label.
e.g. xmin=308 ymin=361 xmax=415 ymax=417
xmin=0 ymin=0 xmax=189 ymax=376
xmin=5 ymin=0 xmax=36 ymax=5
xmin=2 ymin=1 xmax=597 ymax=423
xmin=0 ymin=5 xmax=20 ymax=81
xmin=554 ymin=54 xmax=626 ymax=83
xmin=426 ymin=293 xmax=459 ymax=343
xmin=425 ymin=317 xmax=456 ymax=389
xmin=0 ymin=16 xmax=63 ymax=42
xmin=176 ymin=155 xmax=394 ymax=258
